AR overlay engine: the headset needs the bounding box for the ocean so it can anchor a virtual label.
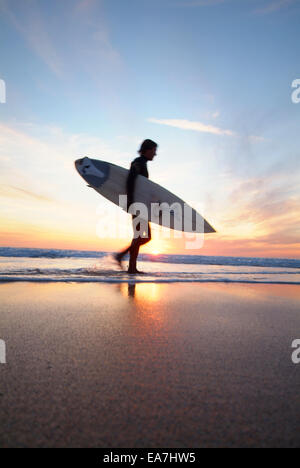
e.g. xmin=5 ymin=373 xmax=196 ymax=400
xmin=0 ymin=247 xmax=299 ymax=284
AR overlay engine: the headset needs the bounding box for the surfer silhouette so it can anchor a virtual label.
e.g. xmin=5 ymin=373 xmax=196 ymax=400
xmin=115 ymin=139 xmax=157 ymax=274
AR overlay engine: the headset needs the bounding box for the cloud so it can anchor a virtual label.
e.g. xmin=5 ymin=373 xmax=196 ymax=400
xmin=218 ymin=175 xmax=300 ymax=251
xmin=174 ymin=0 xmax=298 ymax=14
xmin=74 ymin=0 xmax=98 ymax=12
xmin=0 ymin=121 xmax=130 ymax=207
xmin=148 ymin=118 xmax=236 ymax=136
xmin=175 ymin=0 xmax=226 ymax=6
xmin=254 ymin=0 xmax=297 ymax=14
xmin=0 ymin=0 xmax=122 ymax=83
xmin=0 ymin=0 xmax=64 ymax=77
xmin=0 ymin=184 xmax=53 ymax=202
xmin=0 ymin=121 xmax=135 ymax=249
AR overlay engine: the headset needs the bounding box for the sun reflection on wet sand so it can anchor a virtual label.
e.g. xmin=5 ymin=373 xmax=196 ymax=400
xmin=117 ymin=282 xmax=166 ymax=331
xmin=119 ymin=282 xmax=161 ymax=302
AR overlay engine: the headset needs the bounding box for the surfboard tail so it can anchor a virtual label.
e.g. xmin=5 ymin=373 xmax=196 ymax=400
xmin=204 ymin=220 xmax=216 ymax=233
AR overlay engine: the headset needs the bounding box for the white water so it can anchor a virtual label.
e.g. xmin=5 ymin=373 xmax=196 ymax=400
xmin=0 ymin=249 xmax=299 ymax=284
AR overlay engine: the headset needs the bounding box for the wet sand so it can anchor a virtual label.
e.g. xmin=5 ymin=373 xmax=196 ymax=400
xmin=0 ymin=282 xmax=299 ymax=448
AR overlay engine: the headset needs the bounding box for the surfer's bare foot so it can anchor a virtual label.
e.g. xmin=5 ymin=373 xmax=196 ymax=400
xmin=114 ymin=253 xmax=123 ymax=270
xmin=127 ymin=268 xmax=145 ymax=275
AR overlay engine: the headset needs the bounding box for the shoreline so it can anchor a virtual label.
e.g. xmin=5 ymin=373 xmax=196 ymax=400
xmin=0 ymin=278 xmax=300 ymax=286
xmin=1 ymin=279 xmax=300 ymax=285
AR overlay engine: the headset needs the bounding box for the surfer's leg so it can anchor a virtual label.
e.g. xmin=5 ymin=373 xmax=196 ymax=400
xmin=114 ymin=245 xmax=131 ymax=269
xmin=139 ymin=222 xmax=151 ymax=246
xmin=116 ymin=215 xmax=140 ymax=268
xmin=128 ymin=238 xmax=140 ymax=272
xmin=128 ymin=217 xmax=143 ymax=273
xmin=128 ymin=221 xmax=151 ymax=273
xmin=117 ymin=245 xmax=131 ymax=259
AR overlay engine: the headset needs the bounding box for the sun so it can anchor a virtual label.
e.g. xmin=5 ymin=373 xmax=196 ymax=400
xmin=145 ymin=238 xmax=165 ymax=256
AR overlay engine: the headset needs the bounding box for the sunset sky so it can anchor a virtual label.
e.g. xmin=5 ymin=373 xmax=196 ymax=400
xmin=0 ymin=0 xmax=299 ymax=258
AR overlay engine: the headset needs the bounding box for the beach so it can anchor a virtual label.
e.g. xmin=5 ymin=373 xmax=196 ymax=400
xmin=0 ymin=281 xmax=299 ymax=448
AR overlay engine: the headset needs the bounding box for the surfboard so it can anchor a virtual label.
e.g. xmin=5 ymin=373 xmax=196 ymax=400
xmin=75 ymin=157 xmax=216 ymax=233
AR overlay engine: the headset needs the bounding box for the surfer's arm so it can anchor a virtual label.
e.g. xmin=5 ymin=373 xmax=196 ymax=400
xmin=126 ymin=162 xmax=140 ymax=211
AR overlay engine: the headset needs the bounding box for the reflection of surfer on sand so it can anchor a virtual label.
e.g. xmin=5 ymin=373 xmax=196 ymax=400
xmin=115 ymin=139 xmax=158 ymax=274
xmin=128 ymin=283 xmax=136 ymax=297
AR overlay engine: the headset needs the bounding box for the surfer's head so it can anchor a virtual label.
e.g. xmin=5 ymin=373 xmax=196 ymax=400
xmin=138 ymin=139 xmax=157 ymax=161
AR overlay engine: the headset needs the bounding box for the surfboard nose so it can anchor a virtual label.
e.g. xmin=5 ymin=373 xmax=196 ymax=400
xmin=74 ymin=157 xmax=110 ymax=187
xmin=75 ymin=158 xmax=84 ymax=167
xmin=75 ymin=157 xmax=89 ymax=171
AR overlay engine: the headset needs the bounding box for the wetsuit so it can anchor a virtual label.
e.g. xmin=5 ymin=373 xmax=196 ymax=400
xmin=126 ymin=155 xmax=149 ymax=210
xmin=127 ymin=155 xmax=151 ymax=254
